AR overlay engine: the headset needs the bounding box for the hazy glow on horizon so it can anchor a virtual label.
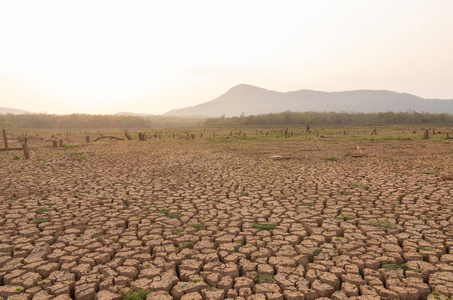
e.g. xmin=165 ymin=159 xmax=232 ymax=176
xmin=1 ymin=0 xmax=452 ymax=114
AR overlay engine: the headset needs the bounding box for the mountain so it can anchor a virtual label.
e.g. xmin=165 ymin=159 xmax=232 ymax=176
xmin=0 ymin=107 xmax=31 ymax=115
xmin=164 ymin=84 xmax=453 ymax=117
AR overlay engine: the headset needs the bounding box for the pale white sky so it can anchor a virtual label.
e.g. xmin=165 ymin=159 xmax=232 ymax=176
xmin=0 ymin=0 xmax=452 ymax=114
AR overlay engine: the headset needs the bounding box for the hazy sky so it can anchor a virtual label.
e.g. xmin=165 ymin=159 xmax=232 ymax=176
xmin=1 ymin=0 xmax=452 ymax=114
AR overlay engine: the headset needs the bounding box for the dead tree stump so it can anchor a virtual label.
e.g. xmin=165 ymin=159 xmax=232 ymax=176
xmin=86 ymin=136 xmax=90 ymax=143
xmin=138 ymin=132 xmax=147 ymax=141
xmin=371 ymin=129 xmax=377 ymax=135
xmin=59 ymin=139 xmax=63 ymax=147
xmin=423 ymin=130 xmax=429 ymax=140
xmin=2 ymin=129 xmax=8 ymax=150
xmin=52 ymin=140 xmax=58 ymax=148
xmin=124 ymin=130 xmax=132 ymax=140
xmin=306 ymin=124 xmax=311 ymax=132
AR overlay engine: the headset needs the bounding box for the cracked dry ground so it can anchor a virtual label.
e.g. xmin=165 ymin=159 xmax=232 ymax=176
xmin=0 ymin=138 xmax=453 ymax=300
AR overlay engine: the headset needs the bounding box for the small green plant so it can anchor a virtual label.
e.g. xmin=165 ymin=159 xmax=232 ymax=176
xmin=166 ymin=212 xmax=181 ymax=218
xmin=33 ymin=218 xmax=49 ymax=224
xmin=120 ymin=288 xmax=150 ymax=300
xmin=44 ymin=203 xmax=56 ymax=206
xmin=35 ymin=208 xmax=49 ymax=214
xmin=425 ymin=214 xmax=432 ymax=219
xmin=418 ymin=246 xmax=434 ymax=251
xmin=172 ymin=228 xmax=184 ymax=234
xmin=15 ymin=287 xmax=22 ymax=292
xmin=325 ymin=156 xmax=338 ymax=161
xmin=12 ymin=155 xmax=20 ymax=160
xmin=368 ymin=219 xmax=396 ymax=229
xmin=418 ymin=170 xmax=435 ymax=175
xmin=69 ymin=152 xmax=84 ymax=156
xmin=192 ymin=278 xmax=201 ymax=283
xmin=251 ymin=223 xmax=275 ymax=230
xmin=6 ymin=197 xmax=18 ymax=200
xmin=381 ymin=261 xmax=407 ymax=271
xmin=338 ymin=214 xmax=355 ymax=221
xmin=191 ymin=223 xmax=204 ymax=229
xmin=313 ymin=247 xmax=322 ymax=256
xmin=251 ymin=273 xmax=275 ymax=284
xmin=182 ymin=242 xmax=193 ymax=249
xmin=300 ymin=202 xmax=316 ymax=207
xmin=156 ymin=209 xmax=169 ymax=214
xmin=307 ymin=289 xmax=312 ymax=293
xmin=241 ymin=192 xmax=249 ymax=196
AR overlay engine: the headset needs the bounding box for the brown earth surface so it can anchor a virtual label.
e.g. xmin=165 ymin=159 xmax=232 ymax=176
xmin=1 ymin=128 xmax=453 ymax=299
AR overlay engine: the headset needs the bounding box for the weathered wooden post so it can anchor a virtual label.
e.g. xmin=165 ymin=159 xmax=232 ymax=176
xmin=22 ymin=143 xmax=30 ymax=160
xmin=371 ymin=129 xmax=377 ymax=135
xmin=59 ymin=139 xmax=63 ymax=147
xmin=52 ymin=140 xmax=57 ymax=148
xmin=200 ymin=132 xmax=203 ymax=139
xmin=173 ymin=132 xmax=175 ymax=139
xmin=86 ymin=136 xmax=90 ymax=143
xmin=306 ymin=124 xmax=311 ymax=132
xmin=2 ymin=129 xmax=8 ymax=150
xmin=285 ymin=128 xmax=288 ymax=138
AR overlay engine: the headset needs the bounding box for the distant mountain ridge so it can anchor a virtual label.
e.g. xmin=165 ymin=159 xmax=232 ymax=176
xmin=0 ymin=107 xmax=31 ymax=115
xmin=164 ymin=84 xmax=453 ymax=117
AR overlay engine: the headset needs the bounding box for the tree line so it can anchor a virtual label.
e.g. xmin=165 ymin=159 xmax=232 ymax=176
xmin=2 ymin=111 xmax=453 ymax=129
xmin=204 ymin=111 xmax=453 ymax=126
xmin=0 ymin=113 xmax=203 ymax=129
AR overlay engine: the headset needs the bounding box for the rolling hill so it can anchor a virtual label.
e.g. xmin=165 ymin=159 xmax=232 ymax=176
xmin=0 ymin=107 xmax=31 ymax=115
xmin=164 ymin=84 xmax=453 ymax=117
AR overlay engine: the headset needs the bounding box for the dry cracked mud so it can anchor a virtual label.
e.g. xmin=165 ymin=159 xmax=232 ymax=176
xmin=1 ymin=129 xmax=453 ymax=300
